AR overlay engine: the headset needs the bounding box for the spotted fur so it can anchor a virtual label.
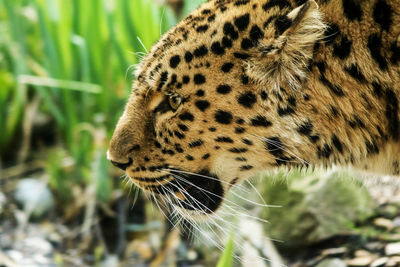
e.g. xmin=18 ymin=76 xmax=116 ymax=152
xmin=108 ymin=0 xmax=400 ymax=215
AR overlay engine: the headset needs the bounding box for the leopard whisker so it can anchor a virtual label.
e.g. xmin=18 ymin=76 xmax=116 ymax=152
xmin=245 ymin=179 xmax=273 ymax=207
xmin=168 ymin=168 xmax=278 ymax=208
xmin=166 ymin=172 xmax=270 ymax=229
xmin=162 ymin=168 xmax=251 ymax=193
xmin=167 ymin=174 xmax=232 ymax=212
xmin=229 ymin=189 xmax=281 ymax=208
xmin=160 ymin=170 xmax=264 ymax=213
xmin=151 ymin=185 xmax=178 ymax=229
xmin=166 ymin=173 xmax=277 ymax=239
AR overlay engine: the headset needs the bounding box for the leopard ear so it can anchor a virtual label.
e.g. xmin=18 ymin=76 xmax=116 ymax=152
xmin=246 ymin=0 xmax=326 ymax=92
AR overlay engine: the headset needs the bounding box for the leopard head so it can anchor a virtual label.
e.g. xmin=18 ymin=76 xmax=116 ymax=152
xmin=108 ymin=0 xmax=325 ymax=216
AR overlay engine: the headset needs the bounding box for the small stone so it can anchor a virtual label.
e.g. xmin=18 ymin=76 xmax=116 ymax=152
xmin=14 ymin=178 xmax=54 ymax=218
xmin=393 ymin=217 xmax=400 ymax=228
xmin=0 ymin=233 xmax=13 ymax=249
xmin=370 ymin=257 xmax=388 ymax=267
xmin=387 ymin=234 xmax=400 ymax=241
xmin=365 ymin=242 xmax=384 ymax=252
xmin=321 ymin=247 xmax=347 ymax=257
xmin=354 ymin=250 xmax=372 ymax=257
xmin=316 ymin=258 xmax=347 ymax=267
xmin=33 ymin=254 xmax=52 ymax=264
xmin=346 ymin=256 xmax=374 ymax=266
xmin=386 ymin=243 xmax=400 ymax=256
xmin=23 ymin=237 xmax=53 ymax=255
xmin=100 ymin=255 xmax=119 ymax=267
xmin=374 ymin=217 xmax=394 ymax=230
xmin=187 ymin=249 xmax=198 ymax=261
xmin=386 ymin=256 xmax=400 ymax=266
xmin=6 ymin=250 xmax=23 ymax=262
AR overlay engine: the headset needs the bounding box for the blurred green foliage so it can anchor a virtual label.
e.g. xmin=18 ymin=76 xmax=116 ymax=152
xmin=0 ymin=0 xmax=206 ymax=202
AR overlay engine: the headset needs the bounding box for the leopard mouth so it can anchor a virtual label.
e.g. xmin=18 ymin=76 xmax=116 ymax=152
xmin=149 ymin=169 xmax=224 ymax=214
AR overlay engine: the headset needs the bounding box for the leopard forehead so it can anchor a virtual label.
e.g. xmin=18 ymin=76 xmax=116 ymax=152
xmin=134 ymin=0 xmax=288 ymax=94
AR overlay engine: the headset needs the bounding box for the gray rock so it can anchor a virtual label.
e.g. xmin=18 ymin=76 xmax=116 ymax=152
xmin=6 ymin=250 xmax=23 ymax=262
xmin=316 ymin=258 xmax=347 ymax=267
xmin=371 ymin=257 xmax=388 ymax=267
xmin=14 ymin=178 xmax=54 ymax=218
xmin=321 ymin=247 xmax=347 ymax=257
xmin=259 ymin=170 xmax=375 ymax=247
xmin=346 ymin=256 xmax=375 ymax=266
xmin=100 ymin=255 xmax=119 ymax=267
xmin=386 ymin=242 xmax=400 ymax=256
xmin=22 ymin=237 xmax=53 ymax=255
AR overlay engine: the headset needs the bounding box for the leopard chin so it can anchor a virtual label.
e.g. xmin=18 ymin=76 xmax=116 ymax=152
xmin=147 ymin=169 xmax=224 ymax=214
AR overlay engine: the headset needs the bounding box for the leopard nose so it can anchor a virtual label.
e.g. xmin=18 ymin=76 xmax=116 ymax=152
xmin=110 ymin=158 xmax=133 ymax=171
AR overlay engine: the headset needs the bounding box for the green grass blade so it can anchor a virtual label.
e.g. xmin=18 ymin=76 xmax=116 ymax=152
xmin=18 ymin=75 xmax=102 ymax=93
xmin=216 ymin=233 xmax=235 ymax=267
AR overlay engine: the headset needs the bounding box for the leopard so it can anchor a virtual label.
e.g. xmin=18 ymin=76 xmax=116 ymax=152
xmin=108 ymin=0 xmax=400 ymax=217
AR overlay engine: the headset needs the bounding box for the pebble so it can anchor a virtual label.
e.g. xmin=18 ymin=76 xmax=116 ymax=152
xmin=346 ymin=256 xmax=375 ymax=266
xmin=370 ymin=257 xmax=388 ymax=267
xmin=387 ymin=234 xmax=400 ymax=241
xmin=187 ymin=249 xmax=198 ymax=261
xmin=100 ymin=255 xmax=119 ymax=267
xmin=386 ymin=242 xmax=400 ymax=256
xmin=365 ymin=242 xmax=384 ymax=252
xmin=22 ymin=237 xmax=53 ymax=255
xmin=374 ymin=217 xmax=394 ymax=230
xmin=386 ymin=256 xmax=400 ymax=267
xmin=393 ymin=216 xmax=400 ymax=227
xmin=321 ymin=247 xmax=347 ymax=256
xmin=316 ymin=258 xmax=347 ymax=267
xmin=6 ymin=250 xmax=23 ymax=262
xmin=14 ymin=178 xmax=54 ymax=218
xmin=354 ymin=250 xmax=372 ymax=257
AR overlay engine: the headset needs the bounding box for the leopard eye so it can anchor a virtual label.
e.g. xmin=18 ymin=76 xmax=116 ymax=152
xmin=168 ymin=94 xmax=182 ymax=111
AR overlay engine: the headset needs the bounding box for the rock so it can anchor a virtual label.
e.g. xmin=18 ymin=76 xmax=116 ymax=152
xmin=386 ymin=256 xmax=400 ymax=266
xmin=370 ymin=257 xmax=388 ymax=267
xmin=33 ymin=254 xmax=52 ymax=265
xmin=316 ymin=258 xmax=347 ymax=267
xmin=393 ymin=217 xmax=400 ymax=228
xmin=6 ymin=250 xmax=23 ymax=262
xmin=365 ymin=242 xmax=384 ymax=252
xmin=20 ymin=237 xmax=53 ymax=255
xmin=374 ymin=217 xmax=393 ymax=230
xmin=187 ymin=249 xmax=198 ymax=261
xmin=259 ymin=170 xmax=375 ymax=247
xmin=100 ymin=255 xmax=119 ymax=267
xmin=14 ymin=178 xmax=54 ymax=218
xmin=386 ymin=242 xmax=400 ymax=256
xmin=386 ymin=234 xmax=400 ymax=241
xmin=354 ymin=250 xmax=372 ymax=257
xmin=321 ymin=247 xmax=347 ymax=257
xmin=346 ymin=256 xmax=375 ymax=266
